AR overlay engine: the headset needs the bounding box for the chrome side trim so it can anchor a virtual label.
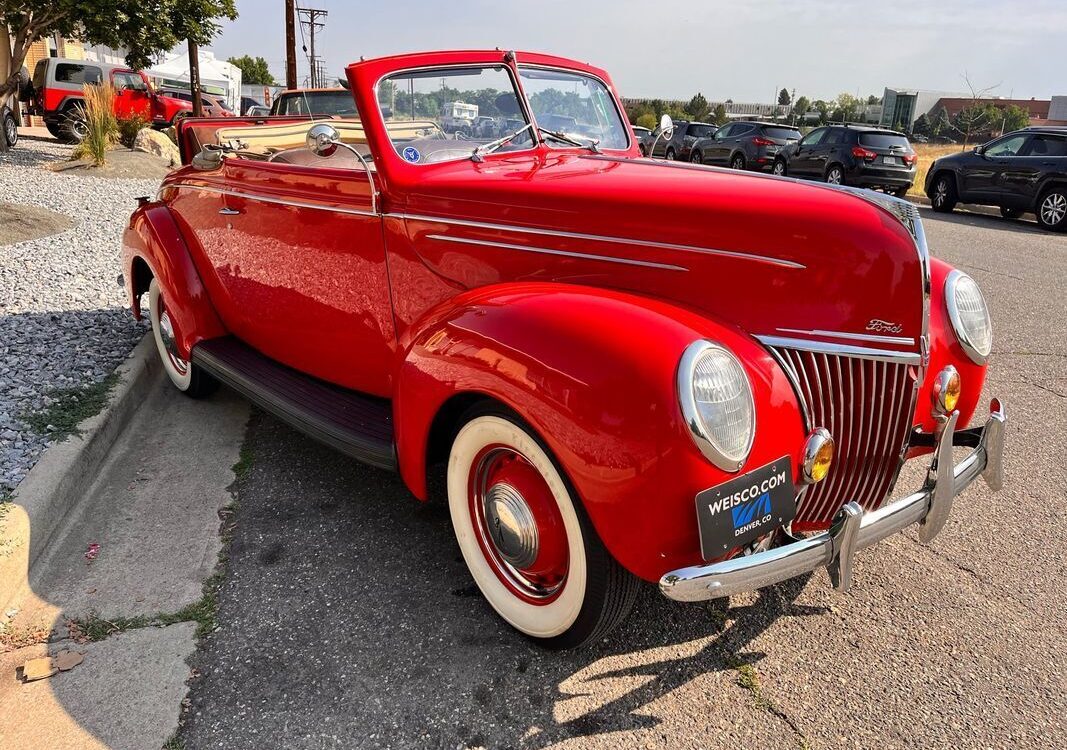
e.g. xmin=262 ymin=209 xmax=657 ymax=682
xmin=398 ymin=213 xmax=805 ymax=269
xmin=775 ymin=327 xmax=916 ymax=346
xmin=163 ymin=183 xmax=379 ymax=218
xmin=424 ymin=233 xmax=688 ymax=272
xmin=756 ymin=335 xmax=921 ymax=365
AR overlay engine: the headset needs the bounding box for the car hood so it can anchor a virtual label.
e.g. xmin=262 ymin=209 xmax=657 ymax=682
xmin=397 ymin=153 xmax=928 ymax=353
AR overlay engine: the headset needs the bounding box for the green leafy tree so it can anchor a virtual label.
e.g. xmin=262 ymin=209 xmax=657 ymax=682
xmin=684 ymin=92 xmax=709 ymax=121
xmin=711 ymin=103 xmax=727 ymax=126
xmin=997 ymin=104 xmax=1029 ymax=133
xmin=778 ymin=88 xmax=790 ymax=106
xmin=831 ymin=93 xmax=860 ymax=123
xmin=227 ymin=54 xmax=274 ymax=85
xmin=636 ymin=112 xmax=657 ymax=131
xmin=812 ymin=99 xmax=830 ymax=124
xmin=0 ymin=0 xmax=237 ymax=100
xmin=866 ymin=94 xmax=881 ymax=105
xmin=792 ymin=95 xmax=810 ymax=122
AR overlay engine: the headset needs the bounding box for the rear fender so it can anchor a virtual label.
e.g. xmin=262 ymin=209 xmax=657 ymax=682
xmin=394 ymin=282 xmax=806 ymax=581
xmin=122 ymin=204 xmax=225 ymax=358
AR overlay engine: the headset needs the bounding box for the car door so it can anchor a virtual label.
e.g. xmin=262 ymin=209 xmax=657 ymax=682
xmin=705 ymin=124 xmax=735 ymax=164
xmin=111 ymin=70 xmax=152 ymax=120
xmin=197 ymin=139 xmax=394 ymax=396
xmin=790 ymin=127 xmax=826 ymax=177
xmin=964 ymin=133 xmax=1030 ymax=201
xmin=1013 ymin=133 xmax=1067 ymax=208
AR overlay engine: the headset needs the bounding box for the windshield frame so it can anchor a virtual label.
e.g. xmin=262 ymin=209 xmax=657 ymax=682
xmin=372 ymin=62 xmax=539 ymax=166
xmin=517 ymin=63 xmax=632 ymax=153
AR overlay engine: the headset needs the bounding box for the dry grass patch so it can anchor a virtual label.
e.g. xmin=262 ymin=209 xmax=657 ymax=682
xmin=910 ymin=143 xmax=969 ymax=196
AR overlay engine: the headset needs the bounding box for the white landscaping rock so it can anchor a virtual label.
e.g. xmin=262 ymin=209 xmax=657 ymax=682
xmin=132 ymin=127 xmax=180 ymax=166
xmin=0 ymin=139 xmax=155 ymax=492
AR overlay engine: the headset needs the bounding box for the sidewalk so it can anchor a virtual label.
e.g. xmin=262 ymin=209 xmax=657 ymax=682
xmin=0 ymin=377 xmax=248 ymax=749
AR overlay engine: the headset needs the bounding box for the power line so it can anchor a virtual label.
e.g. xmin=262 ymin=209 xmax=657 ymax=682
xmin=296 ymin=5 xmax=327 ymax=88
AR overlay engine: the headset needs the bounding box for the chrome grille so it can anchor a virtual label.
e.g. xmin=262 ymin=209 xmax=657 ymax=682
xmin=770 ymin=346 xmax=918 ymax=526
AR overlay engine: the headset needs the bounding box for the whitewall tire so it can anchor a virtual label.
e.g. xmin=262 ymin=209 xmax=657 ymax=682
xmin=148 ymin=279 xmax=216 ymax=397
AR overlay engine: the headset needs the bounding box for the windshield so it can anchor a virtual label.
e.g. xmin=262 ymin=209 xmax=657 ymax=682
xmin=282 ymin=91 xmax=358 ymax=116
xmin=377 ymin=65 xmax=532 ymax=164
xmin=519 ymin=67 xmax=629 ymax=150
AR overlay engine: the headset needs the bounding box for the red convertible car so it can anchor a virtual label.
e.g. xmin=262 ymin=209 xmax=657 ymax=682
xmin=123 ymin=50 xmax=1006 ymax=648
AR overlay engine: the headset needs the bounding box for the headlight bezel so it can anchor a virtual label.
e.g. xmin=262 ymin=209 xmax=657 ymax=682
xmin=677 ymin=339 xmax=756 ymax=473
xmin=944 ymin=269 xmax=992 ymax=365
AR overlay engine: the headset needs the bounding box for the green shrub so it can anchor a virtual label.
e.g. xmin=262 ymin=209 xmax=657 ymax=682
xmin=71 ymin=83 xmax=118 ymax=165
xmin=117 ymin=112 xmax=150 ymax=148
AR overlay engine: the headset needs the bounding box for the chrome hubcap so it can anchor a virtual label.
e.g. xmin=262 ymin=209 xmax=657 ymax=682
xmin=483 ymin=482 xmax=539 ymax=569
xmin=935 ymin=181 xmax=947 ymax=204
xmin=157 ymin=309 xmax=189 ymax=375
xmin=1041 ymin=193 xmax=1066 ymax=225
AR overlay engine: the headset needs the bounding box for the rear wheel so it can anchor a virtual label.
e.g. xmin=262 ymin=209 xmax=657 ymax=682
xmin=930 ymin=173 xmax=957 ymax=213
xmin=825 ymin=164 xmax=844 ymax=185
xmin=57 ymin=106 xmax=88 ymax=144
xmin=1000 ymin=206 xmax=1023 ymax=219
xmin=447 ymin=408 xmax=639 ymax=649
xmin=2 ymin=108 xmax=18 ymax=148
xmin=892 ymin=185 xmax=910 ymax=198
xmin=45 ymin=122 xmax=63 ymax=140
xmin=665 ymin=147 xmax=676 ymax=161
xmin=1037 ymin=187 xmax=1067 ymax=231
xmin=772 ymin=159 xmax=787 ymax=176
xmin=690 ymin=149 xmax=702 ymax=164
xmin=148 ymin=279 xmax=217 ymax=397
xmin=730 ymin=153 xmax=745 ymax=170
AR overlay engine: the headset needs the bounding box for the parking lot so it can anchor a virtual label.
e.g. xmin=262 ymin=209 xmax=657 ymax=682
xmin=176 ymin=209 xmax=1066 ymax=750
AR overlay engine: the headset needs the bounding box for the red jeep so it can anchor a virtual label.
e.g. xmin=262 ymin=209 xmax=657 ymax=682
xmin=123 ymin=50 xmax=1006 ymax=648
xmin=25 ymin=57 xmax=192 ymax=143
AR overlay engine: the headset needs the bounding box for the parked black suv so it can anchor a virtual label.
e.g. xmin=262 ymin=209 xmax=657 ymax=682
xmin=649 ymin=120 xmax=717 ymax=161
xmin=925 ymin=127 xmax=1067 ymax=231
xmin=773 ymin=124 xmax=917 ymax=196
xmin=691 ymin=121 xmax=801 ymax=171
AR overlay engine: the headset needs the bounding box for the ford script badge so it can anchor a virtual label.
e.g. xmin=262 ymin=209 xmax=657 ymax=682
xmin=866 ymin=319 xmax=903 ymax=333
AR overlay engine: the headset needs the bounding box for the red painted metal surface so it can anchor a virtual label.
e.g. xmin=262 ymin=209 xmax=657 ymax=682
xmin=122 ymin=49 xmax=992 ymax=582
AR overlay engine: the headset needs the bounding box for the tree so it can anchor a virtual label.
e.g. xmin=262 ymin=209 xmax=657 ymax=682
xmin=778 ymin=88 xmax=790 ymax=106
xmin=912 ymin=113 xmax=931 ymax=137
xmin=0 ymin=1 xmax=238 ymax=100
xmin=866 ymin=94 xmax=881 ymax=105
xmin=636 ymin=112 xmax=657 ymax=131
xmin=684 ymin=92 xmax=709 ymax=121
xmin=997 ymin=104 xmax=1029 ymax=134
xmin=831 ymin=93 xmax=860 ymax=123
xmin=227 ymin=54 xmax=274 ymax=85
xmin=711 ymin=103 xmax=727 ymax=126
xmin=791 ymin=95 xmax=810 ymax=122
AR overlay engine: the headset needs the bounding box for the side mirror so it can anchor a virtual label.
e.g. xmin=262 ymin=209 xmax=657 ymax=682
xmin=307 ymin=122 xmax=340 ymax=157
xmin=973 ymin=144 xmax=985 ymax=155
xmin=659 ymin=114 xmax=674 ymax=140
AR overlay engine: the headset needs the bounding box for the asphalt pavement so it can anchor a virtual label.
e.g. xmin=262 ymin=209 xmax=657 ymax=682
xmin=179 ymin=208 xmax=1067 ymax=750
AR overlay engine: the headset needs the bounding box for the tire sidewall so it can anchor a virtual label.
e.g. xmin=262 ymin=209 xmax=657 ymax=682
xmin=772 ymin=160 xmax=786 ymax=176
xmin=148 ymin=279 xmax=193 ymax=391
xmin=447 ymin=414 xmax=588 ymax=640
xmin=731 ymin=154 xmax=745 ymax=170
xmin=1037 ymin=188 xmax=1067 ymax=231
xmin=826 ymin=165 xmax=843 ymax=184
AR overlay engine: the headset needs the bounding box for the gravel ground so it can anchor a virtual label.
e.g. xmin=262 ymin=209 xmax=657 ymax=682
xmin=179 ymin=208 xmax=1066 ymax=749
xmin=0 ymin=138 xmax=158 ymax=492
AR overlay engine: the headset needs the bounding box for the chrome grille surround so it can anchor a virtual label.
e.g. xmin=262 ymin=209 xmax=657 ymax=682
xmin=762 ymin=339 xmax=920 ymax=526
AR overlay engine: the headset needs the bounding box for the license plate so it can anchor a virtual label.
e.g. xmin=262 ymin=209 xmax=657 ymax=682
xmin=883 ymin=155 xmax=902 ymax=165
xmin=695 ymin=457 xmax=796 ymax=559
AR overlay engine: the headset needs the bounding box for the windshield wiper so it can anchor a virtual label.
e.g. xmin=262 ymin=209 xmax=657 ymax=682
xmin=471 ymin=123 xmax=533 ymax=162
xmin=537 ymin=127 xmax=601 ymax=153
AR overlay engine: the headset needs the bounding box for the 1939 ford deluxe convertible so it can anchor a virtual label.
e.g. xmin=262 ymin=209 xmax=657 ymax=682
xmin=123 ymin=50 xmax=1006 ymax=648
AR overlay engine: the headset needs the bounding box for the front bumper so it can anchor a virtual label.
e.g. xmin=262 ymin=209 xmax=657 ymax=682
xmin=660 ymin=399 xmax=1006 ymax=602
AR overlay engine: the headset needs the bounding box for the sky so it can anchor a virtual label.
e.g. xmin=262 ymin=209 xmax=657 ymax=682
xmin=210 ymin=0 xmax=1067 ymax=103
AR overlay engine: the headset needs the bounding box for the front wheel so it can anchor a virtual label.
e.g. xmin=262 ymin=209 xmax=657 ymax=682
xmin=772 ymin=159 xmax=787 ymax=176
xmin=148 ymin=279 xmax=217 ymax=397
xmin=447 ymin=409 xmax=639 ymax=649
xmin=930 ymin=174 xmax=957 ymax=213
xmin=1037 ymin=188 xmax=1067 ymax=231
xmin=2 ymin=108 xmax=18 ymax=148
xmin=690 ymin=150 xmax=702 ymax=164
xmin=665 ymin=148 xmax=676 ymax=161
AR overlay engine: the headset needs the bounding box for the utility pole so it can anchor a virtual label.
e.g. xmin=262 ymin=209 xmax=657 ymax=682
xmin=284 ymin=0 xmax=297 ymax=90
xmin=298 ymin=7 xmax=328 ymax=88
xmin=188 ymin=40 xmax=203 ymax=117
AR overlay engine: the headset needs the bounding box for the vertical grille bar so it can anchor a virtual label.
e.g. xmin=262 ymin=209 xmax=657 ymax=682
xmin=773 ymin=346 xmax=916 ymax=527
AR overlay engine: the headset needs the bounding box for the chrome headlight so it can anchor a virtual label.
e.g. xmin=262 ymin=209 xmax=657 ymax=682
xmin=945 ymin=270 xmax=992 ymax=364
xmin=677 ymin=340 xmax=755 ymax=472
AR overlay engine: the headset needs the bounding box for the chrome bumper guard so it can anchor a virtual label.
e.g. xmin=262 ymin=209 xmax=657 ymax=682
xmin=660 ymin=399 xmax=1006 ymax=602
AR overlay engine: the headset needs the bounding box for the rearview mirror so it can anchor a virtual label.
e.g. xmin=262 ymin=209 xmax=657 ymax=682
xmin=307 ymin=122 xmax=340 ymax=157
xmin=659 ymin=114 xmax=674 ymax=140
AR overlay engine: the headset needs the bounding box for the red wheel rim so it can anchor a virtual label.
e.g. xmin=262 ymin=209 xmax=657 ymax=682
xmin=468 ymin=444 xmax=570 ymax=605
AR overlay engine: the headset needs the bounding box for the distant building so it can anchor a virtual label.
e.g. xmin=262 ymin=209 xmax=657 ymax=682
xmin=881 ymin=87 xmax=1056 ymax=130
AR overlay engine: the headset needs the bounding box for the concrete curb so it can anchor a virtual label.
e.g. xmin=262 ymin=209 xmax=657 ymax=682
xmin=1 ymin=334 xmax=162 ymax=618
xmin=907 ymin=194 xmax=1002 ymax=218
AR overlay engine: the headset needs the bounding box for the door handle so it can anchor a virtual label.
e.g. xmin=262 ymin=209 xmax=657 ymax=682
xmin=218 ymin=207 xmax=242 ymax=216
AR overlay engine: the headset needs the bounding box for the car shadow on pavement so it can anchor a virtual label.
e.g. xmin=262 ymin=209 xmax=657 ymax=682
xmin=918 ymin=206 xmax=1049 ymax=236
xmin=180 ymin=410 xmax=831 ymax=749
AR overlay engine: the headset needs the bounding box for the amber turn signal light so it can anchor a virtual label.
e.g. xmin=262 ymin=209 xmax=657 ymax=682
xmin=802 ymin=428 xmax=834 ymax=484
xmin=932 ymin=365 xmax=961 ymax=415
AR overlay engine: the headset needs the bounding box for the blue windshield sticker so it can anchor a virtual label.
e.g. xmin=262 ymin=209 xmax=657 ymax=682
xmin=402 ymin=146 xmax=421 ymax=163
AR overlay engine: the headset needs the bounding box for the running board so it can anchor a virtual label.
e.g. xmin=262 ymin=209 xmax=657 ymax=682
xmin=191 ymin=336 xmax=396 ymax=471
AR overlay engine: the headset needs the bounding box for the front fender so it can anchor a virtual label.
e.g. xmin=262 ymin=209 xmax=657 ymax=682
xmin=394 ymin=283 xmax=806 ymax=581
xmin=122 ymin=203 xmax=225 ymax=358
